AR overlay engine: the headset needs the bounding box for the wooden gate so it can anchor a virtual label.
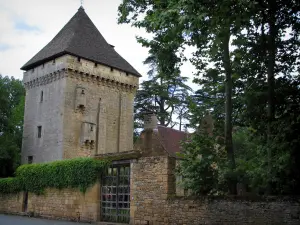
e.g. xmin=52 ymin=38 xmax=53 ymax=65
xmin=101 ymin=164 xmax=130 ymax=223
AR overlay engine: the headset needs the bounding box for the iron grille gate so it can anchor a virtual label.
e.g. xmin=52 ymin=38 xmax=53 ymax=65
xmin=101 ymin=165 xmax=130 ymax=223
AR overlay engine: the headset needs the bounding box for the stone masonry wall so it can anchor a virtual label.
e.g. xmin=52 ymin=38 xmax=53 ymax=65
xmin=1 ymin=155 xmax=300 ymax=224
xmin=0 ymin=192 xmax=23 ymax=214
xmin=0 ymin=183 xmax=100 ymax=223
xmin=62 ymin=55 xmax=137 ymax=159
xmin=22 ymin=54 xmax=138 ymax=164
xmin=130 ymin=156 xmax=176 ymax=224
xmin=130 ymin=155 xmax=300 ymax=225
xmin=27 ymin=183 xmax=100 ymax=222
xmin=22 ymin=55 xmax=67 ymax=164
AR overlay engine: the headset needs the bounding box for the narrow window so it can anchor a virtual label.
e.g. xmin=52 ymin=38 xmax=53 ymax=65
xmin=110 ymin=67 xmax=114 ymax=72
xmin=42 ymin=64 xmax=44 ymax=69
xmin=94 ymin=63 xmax=98 ymax=67
xmin=90 ymin=125 xmax=93 ymax=132
xmin=77 ymin=57 xmax=81 ymax=62
xmin=37 ymin=126 xmax=42 ymax=138
xmin=81 ymin=89 xmax=85 ymax=95
xmin=40 ymin=91 xmax=43 ymax=102
xmin=53 ymin=59 xmax=56 ymax=64
xmin=126 ymin=72 xmax=129 ymax=76
xmin=28 ymin=156 xmax=33 ymax=164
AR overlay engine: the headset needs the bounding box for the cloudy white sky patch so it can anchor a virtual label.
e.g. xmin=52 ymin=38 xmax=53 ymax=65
xmin=0 ymin=0 xmax=195 ymax=86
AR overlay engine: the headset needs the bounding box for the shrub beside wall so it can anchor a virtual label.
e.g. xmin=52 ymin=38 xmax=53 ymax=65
xmin=0 ymin=177 xmax=22 ymax=194
xmin=0 ymin=158 xmax=109 ymax=194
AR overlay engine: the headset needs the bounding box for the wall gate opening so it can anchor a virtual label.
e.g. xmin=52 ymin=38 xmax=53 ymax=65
xmin=101 ymin=164 xmax=130 ymax=223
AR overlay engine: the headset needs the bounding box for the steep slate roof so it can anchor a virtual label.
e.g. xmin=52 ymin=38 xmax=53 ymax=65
xmin=21 ymin=7 xmax=141 ymax=77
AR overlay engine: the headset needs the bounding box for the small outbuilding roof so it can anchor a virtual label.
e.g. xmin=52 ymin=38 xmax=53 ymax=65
xmin=157 ymin=125 xmax=187 ymax=155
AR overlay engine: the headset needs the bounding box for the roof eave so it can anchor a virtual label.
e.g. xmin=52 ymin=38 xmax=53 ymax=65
xmin=20 ymin=51 xmax=68 ymax=71
xmin=20 ymin=51 xmax=142 ymax=77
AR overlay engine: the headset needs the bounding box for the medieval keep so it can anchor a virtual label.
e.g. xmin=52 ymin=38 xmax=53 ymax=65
xmin=21 ymin=6 xmax=140 ymax=164
xmin=1 ymin=6 xmax=298 ymax=225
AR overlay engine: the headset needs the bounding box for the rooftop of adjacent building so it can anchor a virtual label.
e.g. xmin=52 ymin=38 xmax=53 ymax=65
xmin=140 ymin=113 xmax=189 ymax=156
xmin=156 ymin=125 xmax=188 ymax=155
xmin=21 ymin=6 xmax=141 ymax=77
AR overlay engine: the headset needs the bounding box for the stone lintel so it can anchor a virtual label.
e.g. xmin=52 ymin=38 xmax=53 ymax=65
xmin=94 ymin=150 xmax=141 ymax=161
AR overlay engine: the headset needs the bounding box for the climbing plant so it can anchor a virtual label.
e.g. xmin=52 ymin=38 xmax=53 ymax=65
xmin=0 ymin=158 xmax=110 ymax=194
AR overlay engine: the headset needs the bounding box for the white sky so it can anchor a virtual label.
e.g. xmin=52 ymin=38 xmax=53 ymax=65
xmin=0 ymin=0 xmax=196 ymax=87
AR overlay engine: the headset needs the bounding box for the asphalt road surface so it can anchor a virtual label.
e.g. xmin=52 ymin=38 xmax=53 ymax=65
xmin=0 ymin=214 xmax=91 ymax=225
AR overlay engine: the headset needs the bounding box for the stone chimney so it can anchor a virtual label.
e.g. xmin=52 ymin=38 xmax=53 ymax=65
xmin=144 ymin=113 xmax=158 ymax=131
xmin=200 ymin=112 xmax=214 ymax=137
xmin=141 ymin=113 xmax=158 ymax=153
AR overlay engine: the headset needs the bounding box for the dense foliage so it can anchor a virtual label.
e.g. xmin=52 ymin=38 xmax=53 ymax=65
xmin=0 ymin=158 xmax=109 ymax=194
xmin=0 ymin=75 xmax=25 ymax=178
xmin=133 ymin=43 xmax=191 ymax=141
xmin=119 ymin=0 xmax=300 ymax=195
xmin=0 ymin=177 xmax=22 ymax=194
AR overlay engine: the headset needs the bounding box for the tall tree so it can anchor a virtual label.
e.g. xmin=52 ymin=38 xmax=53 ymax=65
xmin=231 ymin=0 xmax=300 ymax=193
xmin=118 ymin=0 xmax=253 ymax=194
xmin=119 ymin=0 xmax=300 ymax=195
xmin=0 ymin=75 xmax=25 ymax=177
xmin=134 ymin=36 xmax=191 ymax=132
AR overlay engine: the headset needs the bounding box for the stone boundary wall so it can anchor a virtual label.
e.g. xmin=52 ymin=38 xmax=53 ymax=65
xmin=132 ymin=197 xmax=300 ymax=225
xmin=1 ymin=155 xmax=300 ymax=224
xmin=0 ymin=192 xmax=23 ymax=214
xmin=0 ymin=183 xmax=100 ymax=223
xmin=131 ymin=155 xmax=300 ymax=225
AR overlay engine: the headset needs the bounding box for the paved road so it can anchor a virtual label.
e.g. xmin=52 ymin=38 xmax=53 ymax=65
xmin=0 ymin=214 xmax=91 ymax=225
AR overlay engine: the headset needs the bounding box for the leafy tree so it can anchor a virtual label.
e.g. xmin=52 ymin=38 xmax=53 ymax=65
xmin=118 ymin=0 xmax=254 ymax=194
xmin=119 ymin=0 xmax=300 ymax=195
xmin=178 ymin=133 xmax=222 ymax=195
xmin=0 ymin=75 xmax=25 ymax=177
xmin=231 ymin=0 xmax=300 ymax=193
xmin=134 ymin=37 xmax=191 ymax=134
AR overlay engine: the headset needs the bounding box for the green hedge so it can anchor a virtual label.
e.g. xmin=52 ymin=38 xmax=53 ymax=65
xmin=0 ymin=158 xmax=109 ymax=194
xmin=0 ymin=177 xmax=22 ymax=194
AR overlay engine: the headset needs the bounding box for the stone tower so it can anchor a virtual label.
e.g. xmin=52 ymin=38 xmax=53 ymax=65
xmin=20 ymin=7 xmax=140 ymax=163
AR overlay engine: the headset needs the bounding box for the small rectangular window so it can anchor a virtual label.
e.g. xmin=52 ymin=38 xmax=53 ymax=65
xmin=94 ymin=63 xmax=98 ymax=67
xmin=40 ymin=91 xmax=43 ymax=102
xmin=110 ymin=67 xmax=114 ymax=72
xmin=77 ymin=57 xmax=81 ymax=62
xmin=28 ymin=156 xmax=33 ymax=164
xmin=37 ymin=126 xmax=42 ymax=138
xmin=53 ymin=59 xmax=56 ymax=64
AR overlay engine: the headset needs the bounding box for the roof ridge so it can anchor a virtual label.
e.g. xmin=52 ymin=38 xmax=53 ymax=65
xmin=64 ymin=10 xmax=81 ymax=52
xmin=157 ymin=125 xmax=187 ymax=134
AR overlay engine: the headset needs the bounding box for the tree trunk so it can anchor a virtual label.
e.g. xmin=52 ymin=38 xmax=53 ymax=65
xmin=266 ymin=0 xmax=276 ymax=194
xmin=179 ymin=115 xmax=182 ymax=131
xmin=222 ymin=29 xmax=237 ymax=195
xmin=158 ymin=77 xmax=166 ymax=126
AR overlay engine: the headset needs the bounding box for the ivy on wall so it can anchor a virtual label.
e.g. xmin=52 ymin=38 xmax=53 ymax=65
xmin=0 ymin=158 xmax=109 ymax=194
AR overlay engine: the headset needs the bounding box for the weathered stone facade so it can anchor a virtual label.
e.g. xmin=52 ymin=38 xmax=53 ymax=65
xmin=27 ymin=183 xmax=100 ymax=222
xmin=0 ymin=193 xmax=23 ymax=214
xmin=0 ymin=184 xmax=99 ymax=222
xmin=129 ymin=155 xmax=300 ymax=225
xmin=1 ymin=155 xmax=300 ymax=224
xmin=21 ymin=54 xmax=138 ymax=163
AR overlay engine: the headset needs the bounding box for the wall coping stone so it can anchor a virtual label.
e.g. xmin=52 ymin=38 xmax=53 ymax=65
xmin=94 ymin=150 xmax=141 ymax=161
xmin=168 ymin=195 xmax=300 ymax=202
